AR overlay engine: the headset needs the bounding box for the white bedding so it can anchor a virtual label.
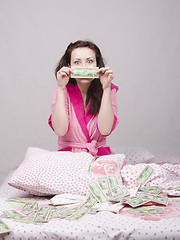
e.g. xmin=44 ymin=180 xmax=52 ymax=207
xmin=0 ymin=153 xmax=180 ymax=240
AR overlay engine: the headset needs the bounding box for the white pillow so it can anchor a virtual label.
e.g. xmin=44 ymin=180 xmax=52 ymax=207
xmin=8 ymin=147 xmax=94 ymax=196
xmin=89 ymin=154 xmax=125 ymax=184
xmin=112 ymin=146 xmax=155 ymax=164
xmin=8 ymin=147 xmax=125 ymax=196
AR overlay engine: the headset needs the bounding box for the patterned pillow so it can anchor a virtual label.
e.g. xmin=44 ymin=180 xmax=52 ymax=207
xmin=89 ymin=154 xmax=125 ymax=184
xmin=8 ymin=147 xmax=94 ymax=196
xmin=112 ymin=147 xmax=155 ymax=164
xmin=8 ymin=147 xmax=125 ymax=196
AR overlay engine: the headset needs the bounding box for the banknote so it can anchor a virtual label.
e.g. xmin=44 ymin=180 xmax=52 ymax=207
xmin=71 ymin=67 xmax=99 ymax=78
xmin=68 ymin=193 xmax=97 ymax=220
xmin=97 ymin=177 xmax=112 ymax=200
xmin=0 ymin=210 xmax=26 ymax=219
xmin=21 ymin=202 xmax=39 ymax=215
xmin=123 ymin=196 xmax=150 ymax=208
xmin=128 ymin=206 xmax=166 ymax=215
xmin=0 ymin=219 xmax=11 ymax=235
xmin=139 ymin=193 xmax=168 ymax=206
xmin=110 ymin=185 xmax=129 ymax=201
xmin=88 ymin=181 xmax=107 ymax=202
xmin=140 ymin=186 xmax=163 ymax=195
xmin=136 ymin=166 xmax=154 ymax=185
xmin=108 ymin=175 xmax=120 ymax=189
xmin=6 ymin=198 xmax=30 ymax=204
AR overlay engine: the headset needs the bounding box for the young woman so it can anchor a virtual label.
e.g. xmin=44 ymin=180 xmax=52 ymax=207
xmin=48 ymin=40 xmax=119 ymax=156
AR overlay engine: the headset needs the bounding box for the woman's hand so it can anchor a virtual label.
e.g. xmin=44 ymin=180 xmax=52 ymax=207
xmin=97 ymin=67 xmax=114 ymax=90
xmin=56 ymin=67 xmax=73 ymax=89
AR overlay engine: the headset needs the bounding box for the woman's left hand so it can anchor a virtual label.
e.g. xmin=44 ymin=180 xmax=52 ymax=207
xmin=97 ymin=67 xmax=114 ymax=90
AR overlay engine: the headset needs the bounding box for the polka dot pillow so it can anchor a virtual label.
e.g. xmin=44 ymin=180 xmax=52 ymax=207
xmin=112 ymin=147 xmax=155 ymax=164
xmin=8 ymin=147 xmax=94 ymax=196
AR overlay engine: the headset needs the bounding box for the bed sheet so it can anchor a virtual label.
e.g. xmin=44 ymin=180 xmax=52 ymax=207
xmin=0 ymin=155 xmax=180 ymax=240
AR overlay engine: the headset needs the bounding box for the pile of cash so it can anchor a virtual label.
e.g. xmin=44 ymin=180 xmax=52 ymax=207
xmin=1 ymin=166 xmax=179 ymax=227
xmin=71 ymin=67 xmax=99 ymax=78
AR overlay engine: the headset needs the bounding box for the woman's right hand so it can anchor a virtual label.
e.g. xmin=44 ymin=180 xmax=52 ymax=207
xmin=56 ymin=66 xmax=73 ymax=89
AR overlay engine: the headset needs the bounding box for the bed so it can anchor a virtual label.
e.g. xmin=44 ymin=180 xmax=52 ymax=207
xmin=0 ymin=147 xmax=180 ymax=240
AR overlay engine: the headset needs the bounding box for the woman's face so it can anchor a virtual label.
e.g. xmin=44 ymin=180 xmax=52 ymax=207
xmin=70 ymin=47 xmax=97 ymax=68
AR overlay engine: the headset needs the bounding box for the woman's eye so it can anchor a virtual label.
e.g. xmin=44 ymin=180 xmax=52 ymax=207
xmin=74 ymin=61 xmax=81 ymax=64
xmin=87 ymin=59 xmax=93 ymax=63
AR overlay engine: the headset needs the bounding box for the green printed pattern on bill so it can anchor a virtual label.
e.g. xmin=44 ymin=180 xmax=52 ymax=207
xmin=0 ymin=219 xmax=11 ymax=235
xmin=71 ymin=67 xmax=99 ymax=78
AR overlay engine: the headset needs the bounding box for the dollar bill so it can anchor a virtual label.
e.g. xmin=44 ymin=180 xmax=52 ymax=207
xmin=139 ymin=193 xmax=168 ymax=206
xmin=128 ymin=206 xmax=166 ymax=215
xmin=110 ymin=185 xmax=129 ymax=201
xmin=123 ymin=196 xmax=150 ymax=208
xmin=97 ymin=177 xmax=112 ymax=200
xmin=21 ymin=202 xmax=39 ymax=215
xmin=140 ymin=186 xmax=163 ymax=195
xmin=71 ymin=67 xmax=99 ymax=78
xmin=108 ymin=175 xmax=120 ymax=188
xmin=6 ymin=198 xmax=30 ymax=204
xmin=68 ymin=193 xmax=97 ymax=220
xmin=136 ymin=166 xmax=154 ymax=185
xmin=88 ymin=181 xmax=107 ymax=202
xmin=0 ymin=219 xmax=11 ymax=235
xmin=0 ymin=210 xmax=26 ymax=219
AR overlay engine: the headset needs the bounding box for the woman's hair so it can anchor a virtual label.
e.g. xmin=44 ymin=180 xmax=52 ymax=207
xmin=55 ymin=40 xmax=105 ymax=115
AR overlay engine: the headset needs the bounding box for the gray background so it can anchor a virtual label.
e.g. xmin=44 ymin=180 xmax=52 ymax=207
xmin=0 ymin=0 xmax=180 ymax=185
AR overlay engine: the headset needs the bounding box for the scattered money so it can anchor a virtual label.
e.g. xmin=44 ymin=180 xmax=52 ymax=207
xmin=2 ymin=175 xmax=173 ymax=222
xmin=71 ymin=67 xmax=99 ymax=78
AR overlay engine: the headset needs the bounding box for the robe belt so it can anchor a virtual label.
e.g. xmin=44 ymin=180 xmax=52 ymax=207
xmin=60 ymin=139 xmax=106 ymax=156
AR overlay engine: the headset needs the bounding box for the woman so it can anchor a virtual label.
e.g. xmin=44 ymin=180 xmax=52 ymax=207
xmin=48 ymin=40 xmax=119 ymax=156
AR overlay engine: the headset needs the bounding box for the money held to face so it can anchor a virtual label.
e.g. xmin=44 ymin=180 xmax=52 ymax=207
xmin=71 ymin=67 xmax=99 ymax=78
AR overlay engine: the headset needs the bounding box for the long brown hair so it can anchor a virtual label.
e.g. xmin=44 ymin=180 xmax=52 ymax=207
xmin=55 ymin=40 xmax=105 ymax=115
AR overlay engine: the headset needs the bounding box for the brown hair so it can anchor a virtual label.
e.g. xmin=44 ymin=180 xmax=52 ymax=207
xmin=55 ymin=40 xmax=105 ymax=115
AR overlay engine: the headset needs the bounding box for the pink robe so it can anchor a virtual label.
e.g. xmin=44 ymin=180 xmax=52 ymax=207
xmin=48 ymin=83 xmax=119 ymax=156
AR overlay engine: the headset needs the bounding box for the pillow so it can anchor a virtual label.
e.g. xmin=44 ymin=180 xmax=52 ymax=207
xmin=8 ymin=147 xmax=94 ymax=196
xmin=89 ymin=154 xmax=125 ymax=184
xmin=112 ymin=146 xmax=155 ymax=164
xmin=121 ymin=163 xmax=180 ymax=196
xmin=8 ymin=147 xmax=125 ymax=196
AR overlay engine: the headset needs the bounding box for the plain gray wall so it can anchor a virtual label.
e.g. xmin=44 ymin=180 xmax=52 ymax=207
xmin=0 ymin=0 xmax=180 ymax=185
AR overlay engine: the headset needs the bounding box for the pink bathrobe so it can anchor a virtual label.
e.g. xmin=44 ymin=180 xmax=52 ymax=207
xmin=48 ymin=83 xmax=119 ymax=156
